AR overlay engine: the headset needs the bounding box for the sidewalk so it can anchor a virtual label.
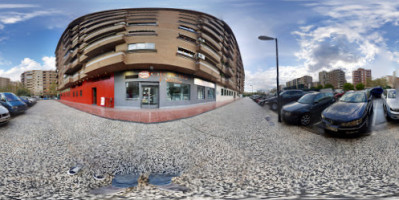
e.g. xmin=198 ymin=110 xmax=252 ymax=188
xmin=58 ymin=100 xmax=235 ymax=123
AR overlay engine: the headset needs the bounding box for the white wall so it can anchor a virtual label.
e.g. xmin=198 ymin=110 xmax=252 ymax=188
xmin=215 ymin=84 xmax=238 ymax=102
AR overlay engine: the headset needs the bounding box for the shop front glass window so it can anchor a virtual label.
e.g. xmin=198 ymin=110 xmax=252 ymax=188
xmin=126 ymin=82 xmax=139 ymax=99
xmin=208 ymin=88 xmax=215 ymax=99
xmin=167 ymin=82 xmax=190 ymax=101
xmin=197 ymin=86 xmax=205 ymax=99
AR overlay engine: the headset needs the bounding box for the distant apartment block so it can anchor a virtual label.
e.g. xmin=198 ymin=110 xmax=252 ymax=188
xmin=21 ymin=70 xmax=57 ymax=96
xmin=352 ymin=68 xmax=371 ymax=86
xmin=319 ymin=71 xmax=328 ymax=86
xmin=318 ymin=69 xmax=347 ymax=89
xmin=0 ymin=77 xmax=10 ymax=88
xmin=286 ymin=75 xmax=313 ymax=89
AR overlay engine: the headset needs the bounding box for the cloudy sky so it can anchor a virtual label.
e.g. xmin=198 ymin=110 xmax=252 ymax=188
xmin=0 ymin=0 xmax=399 ymax=92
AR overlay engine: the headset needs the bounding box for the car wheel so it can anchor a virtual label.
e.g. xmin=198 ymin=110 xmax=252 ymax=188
xmin=362 ymin=116 xmax=370 ymax=133
xmin=271 ymin=103 xmax=278 ymax=110
xmin=300 ymin=114 xmax=311 ymax=126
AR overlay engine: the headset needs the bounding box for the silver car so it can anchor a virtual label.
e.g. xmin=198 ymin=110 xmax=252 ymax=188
xmin=0 ymin=104 xmax=10 ymax=124
xmin=383 ymin=89 xmax=399 ymax=120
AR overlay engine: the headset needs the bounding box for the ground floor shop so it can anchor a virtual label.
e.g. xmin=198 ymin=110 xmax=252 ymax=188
xmin=60 ymin=71 xmax=239 ymax=109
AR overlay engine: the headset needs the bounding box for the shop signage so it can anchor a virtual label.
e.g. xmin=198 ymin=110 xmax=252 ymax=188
xmin=194 ymin=78 xmax=215 ymax=88
xmin=139 ymin=71 xmax=150 ymax=79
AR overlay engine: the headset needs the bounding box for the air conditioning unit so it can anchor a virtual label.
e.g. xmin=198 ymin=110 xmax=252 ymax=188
xmin=197 ymin=53 xmax=206 ymax=60
xmin=198 ymin=37 xmax=205 ymax=43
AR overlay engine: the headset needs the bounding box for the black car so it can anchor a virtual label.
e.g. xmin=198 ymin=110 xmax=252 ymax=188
xmin=265 ymin=90 xmax=307 ymax=110
xmin=322 ymin=91 xmax=373 ymax=133
xmin=282 ymin=92 xmax=335 ymax=126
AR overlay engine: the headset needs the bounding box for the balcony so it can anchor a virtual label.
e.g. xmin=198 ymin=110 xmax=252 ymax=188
xmin=72 ymin=37 xmax=79 ymax=48
xmin=223 ymin=65 xmax=234 ymax=77
xmin=72 ymin=73 xmax=79 ymax=82
xmin=84 ymin=19 xmax=123 ymax=34
xmin=204 ymin=23 xmax=223 ymax=36
xmin=83 ymin=24 xmax=125 ymax=42
xmin=65 ymin=57 xmax=83 ymax=75
xmin=199 ymin=44 xmax=221 ymax=62
xmin=199 ymin=33 xmax=221 ymax=51
xmin=83 ymin=34 xmax=125 ymax=57
xmin=201 ymin=25 xmax=222 ymax=42
xmin=198 ymin=60 xmax=220 ymax=80
xmin=85 ymin=52 xmax=125 ymax=74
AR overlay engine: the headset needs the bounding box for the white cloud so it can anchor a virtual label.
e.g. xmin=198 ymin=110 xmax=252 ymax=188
xmin=0 ymin=10 xmax=60 ymax=24
xmin=291 ymin=0 xmax=399 ymax=85
xmin=0 ymin=56 xmax=55 ymax=81
xmin=0 ymin=4 xmax=37 ymax=9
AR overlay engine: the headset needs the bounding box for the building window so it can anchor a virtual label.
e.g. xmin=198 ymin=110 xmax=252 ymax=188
xmin=126 ymin=82 xmax=139 ymax=99
xmin=197 ymin=86 xmax=205 ymax=100
xmin=80 ymin=90 xmax=82 ymax=96
xmin=177 ymin=34 xmax=196 ymax=44
xmin=167 ymin=82 xmax=190 ymax=101
xmin=221 ymin=88 xmax=224 ymax=96
xmin=128 ymin=22 xmax=157 ymax=26
xmin=177 ymin=47 xmax=195 ymax=58
xmin=128 ymin=30 xmax=156 ymax=36
xmin=73 ymin=91 xmax=75 ymax=97
xmin=178 ymin=25 xmax=196 ymax=33
xmin=128 ymin=43 xmax=155 ymax=51
xmin=208 ymin=88 xmax=215 ymax=99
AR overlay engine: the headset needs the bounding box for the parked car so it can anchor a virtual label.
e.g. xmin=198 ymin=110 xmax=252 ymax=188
xmin=265 ymin=90 xmax=307 ymax=110
xmin=19 ymin=96 xmax=33 ymax=107
xmin=322 ymin=91 xmax=373 ymax=133
xmin=0 ymin=105 xmax=10 ymax=125
xmin=370 ymin=87 xmax=383 ymax=98
xmin=0 ymin=92 xmax=28 ymax=115
xmin=19 ymin=96 xmax=37 ymax=107
xmin=282 ymin=92 xmax=335 ymax=126
xmin=382 ymin=89 xmax=399 ymax=120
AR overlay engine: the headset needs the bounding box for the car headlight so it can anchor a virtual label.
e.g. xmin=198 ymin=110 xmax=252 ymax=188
xmin=321 ymin=113 xmax=325 ymax=119
xmin=341 ymin=118 xmax=363 ymax=127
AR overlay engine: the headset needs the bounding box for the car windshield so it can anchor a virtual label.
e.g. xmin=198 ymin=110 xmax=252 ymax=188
xmin=298 ymin=94 xmax=315 ymax=104
xmin=388 ymin=90 xmax=396 ymax=99
xmin=340 ymin=92 xmax=366 ymax=103
xmin=4 ymin=93 xmax=20 ymax=102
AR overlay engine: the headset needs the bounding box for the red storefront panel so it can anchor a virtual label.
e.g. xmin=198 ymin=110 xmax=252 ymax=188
xmin=60 ymin=74 xmax=114 ymax=107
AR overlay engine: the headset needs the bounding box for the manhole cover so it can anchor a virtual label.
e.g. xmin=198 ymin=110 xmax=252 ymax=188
xmin=111 ymin=174 xmax=140 ymax=188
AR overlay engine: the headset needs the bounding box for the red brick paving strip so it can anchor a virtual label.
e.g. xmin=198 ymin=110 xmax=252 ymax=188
xmin=57 ymin=100 xmax=235 ymax=123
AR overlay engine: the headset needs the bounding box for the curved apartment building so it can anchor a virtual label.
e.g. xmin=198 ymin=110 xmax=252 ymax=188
xmin=56 ymin=8 xmax=244 ymax=108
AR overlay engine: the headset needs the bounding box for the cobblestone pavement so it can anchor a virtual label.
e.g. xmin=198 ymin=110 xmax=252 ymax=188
xmin=0 ymin=99 xmax=399 ymax=199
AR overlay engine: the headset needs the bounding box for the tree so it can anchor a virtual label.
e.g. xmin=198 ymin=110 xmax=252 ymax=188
xmin=316 ymin=85 xmax=323 ymax=90
xmin=49 ymin=81 xmax=58 ymax=96
xmin=355 ymin=83 xmax=365 ymax=90
xmin=16 ymin=87 xmax=31 ymax=96
xmin=324 ymin=83 xmax=334 ymax=89
xmin=370 ymin=78 xmax=388 ymax=88
xmin=343 ymin=83 xmax=354 ymax=91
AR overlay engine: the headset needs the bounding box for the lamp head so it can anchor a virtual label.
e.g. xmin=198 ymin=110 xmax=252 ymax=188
xmin=258 ymin=35 xmax=275 ymax=40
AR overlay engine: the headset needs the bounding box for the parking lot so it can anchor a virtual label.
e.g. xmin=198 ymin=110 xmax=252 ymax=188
xmin=2 ymin=99 xmax=399 ymax=199
xmin=259 ymin=95 xmax=399 ymax=136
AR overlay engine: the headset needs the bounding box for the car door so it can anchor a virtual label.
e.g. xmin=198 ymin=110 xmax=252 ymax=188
xmin=311 ymin=93 xmax=325 ymax=118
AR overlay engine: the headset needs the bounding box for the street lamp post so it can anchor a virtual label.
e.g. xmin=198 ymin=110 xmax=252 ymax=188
xmin=258 ymin=35 xmax=281 ymax=122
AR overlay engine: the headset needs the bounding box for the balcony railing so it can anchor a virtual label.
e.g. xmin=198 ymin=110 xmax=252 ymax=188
xmin=83 ymin=34 xmax=124 ymax=55
xmin=84 ymin=24 xmax=125 ymax=42
xmin=200 ymin=44 xmax=221 ymax=61
xmin=85 ymin=51 xmax=125 ymax=74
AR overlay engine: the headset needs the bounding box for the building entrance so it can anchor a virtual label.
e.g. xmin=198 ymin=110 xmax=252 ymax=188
xmin=141 ymin=83 xmax=159 ymax=109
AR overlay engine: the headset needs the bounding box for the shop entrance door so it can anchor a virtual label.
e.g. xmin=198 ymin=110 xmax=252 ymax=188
xmin=92 ymin=88 xmax=97 ymax=105
xmin=141 ymin=84 xmax=159 ymax=109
